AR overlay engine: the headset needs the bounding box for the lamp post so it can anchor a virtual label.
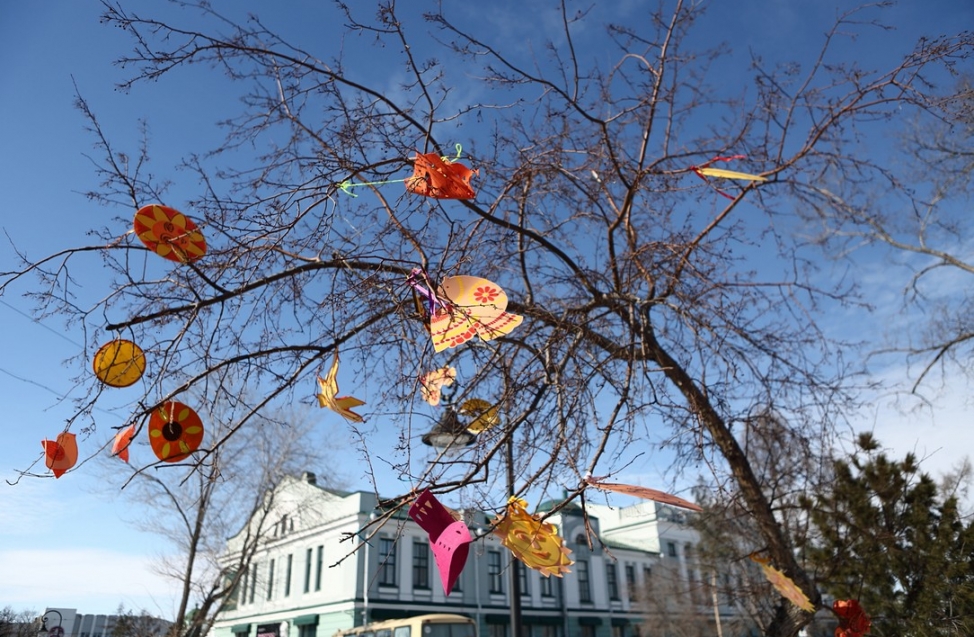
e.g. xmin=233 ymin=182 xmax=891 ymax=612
xmin=420 ymin=400 xmax=522 ymax=637
xmin=37 ymin=610 xmax=64 ymax=637
xmin=505 ymin=434 xmax=523 ymax=637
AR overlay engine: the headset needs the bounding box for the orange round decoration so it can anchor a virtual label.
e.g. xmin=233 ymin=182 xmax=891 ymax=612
xmin=148 ymin=401 xmax=204 ymax=463
xmin=133 ymin=204 xmax=207 ymax=263
xmin=93 ymin=340 xmax=146 ymax=387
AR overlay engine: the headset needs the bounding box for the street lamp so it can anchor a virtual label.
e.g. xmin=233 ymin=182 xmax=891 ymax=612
xmin=421 ymin=408 xmax=476 ymax=449
xmin=37 ymin=610 xmax=64 ymax=637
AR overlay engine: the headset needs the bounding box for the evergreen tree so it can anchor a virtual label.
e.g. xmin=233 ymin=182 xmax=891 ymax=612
xmin=801 ymin=433 xmax=974 ymax=636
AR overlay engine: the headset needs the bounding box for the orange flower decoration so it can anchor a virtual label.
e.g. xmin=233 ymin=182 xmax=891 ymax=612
xmin=405 ymin=152 xmax=478 ymax=199
xmin=750 ymin=553 xmax=814 ymax=612
xmin=834 ymin=599 xmax=871 ymax=637
xmin=41 ymin=432 xmax=78 ymax=478
xmin=133 ymin=204 xmax=207 ymax=263
xmin=492 ymin=497 xmax=573 ymax=578
xmin=148 ymin=402 xmax=204 ymax=463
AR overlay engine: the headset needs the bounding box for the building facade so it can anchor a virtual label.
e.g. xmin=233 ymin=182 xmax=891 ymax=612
xmin=212 ymin=474 xmax=746 ymax=637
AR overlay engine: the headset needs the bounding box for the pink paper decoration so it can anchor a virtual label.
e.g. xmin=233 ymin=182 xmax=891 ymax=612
xmin=408 ymin=490 xmax=472 ymax=595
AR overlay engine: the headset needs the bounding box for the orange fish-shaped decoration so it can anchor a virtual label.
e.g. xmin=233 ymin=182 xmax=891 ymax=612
xmin=148 ymin=401 xmax=205 ymax=463
xmin=430 ymin=276 xmax=523 ymax=352
xmin=111 ymin=424 xmax=137 ymax=463
xmin=405 ymin=150 xmax=478 ymax=199
xmin=584 ymin=475 xmax=703 ymax=512
xmin=492 ymin=497 xmax=573 ymax=578
xmin=42 ymin=432 xmax=78 ymax=478
xmin=133 ymin=204 xmax=207 ymax=263
xmin=750 ymin=553 xmax=815 ymax=612
xmin=317 ymin=351 xmax=365 ymax=422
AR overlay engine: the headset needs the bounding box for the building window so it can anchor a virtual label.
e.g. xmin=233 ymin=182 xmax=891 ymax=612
xmin=487 ymin=626 xmax=507 ymax=637
xmin=298 ymin=626 xmax=316 ymax=637
xmin=518 ymin=561 xmax=530 ymax=597
xmin=643 ymin=566 xmax=652 ymax=586
xmin=488 ymin=550 xmax=504 ymax=594
xmin=413 ymin=541 xmax=430 ymax=589
xmin=580 ymin=626 xmax=595 ymax=637
xmin=612 ymin=626 xmax=625 ymax=637
xmin=625 ymin=564 xmax=636 ymax=599
xmin=249 ymin=562 xmax=258 ymax=604
xmin=304 ymin=548 xmax=312 ymax=593
xmin=451 ymin=571 xmax=462 ymax=593
xmin=607 ymin=562 xmax=620 ymax=600
xmin=285 ymin=553 xmax=293 ymax=597
xmin=315 ymin=545 xmax=324 ymax=591
xmin=577 ymin=560 xmax=592 ymax=603
xmin=267 ymin=559 xmax=276 ymax=600
xmin=667 ymin=541 xmax=677 ymax=557
xmin=540 ymin=573 xmax=554 ymax=597
xmin=379 ymin=538 xmax=398 ymax=586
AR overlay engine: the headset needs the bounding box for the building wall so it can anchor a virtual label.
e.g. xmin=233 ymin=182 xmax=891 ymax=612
xmin=213 ymin=477 xmax=747 ymax=637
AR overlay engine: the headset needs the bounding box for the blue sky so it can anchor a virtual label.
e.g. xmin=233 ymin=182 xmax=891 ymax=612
xmin=1 ymin=0 xmax=972 ymax=618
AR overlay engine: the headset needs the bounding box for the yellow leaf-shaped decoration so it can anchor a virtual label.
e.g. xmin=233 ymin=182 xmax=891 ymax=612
xmin=750 ymin=553 xmax=814 ymax=612
xmin=695 ymin=167 xmax=767 ymax=181
xmin=317 ymin=351 xmax=365 ymax=422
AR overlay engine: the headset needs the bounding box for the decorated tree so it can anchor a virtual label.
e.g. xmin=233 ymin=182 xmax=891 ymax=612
xmin=2 ymin=3 xmax=972 ymax=635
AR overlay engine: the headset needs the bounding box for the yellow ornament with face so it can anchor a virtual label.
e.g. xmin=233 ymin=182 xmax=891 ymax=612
xmin=492 ymin=497 xmax=573 ymax=578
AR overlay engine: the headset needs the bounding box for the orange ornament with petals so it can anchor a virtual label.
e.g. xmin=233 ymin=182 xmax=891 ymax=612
xmin=405 ymin=152 xmax=478 ymax=199
xmin=833 ymin=599 xmax=871 ymax=637
xmin=148 ymin=402 xmax=204 ymax=463
xmin=133 ymin=204 xmax=207 ymax=263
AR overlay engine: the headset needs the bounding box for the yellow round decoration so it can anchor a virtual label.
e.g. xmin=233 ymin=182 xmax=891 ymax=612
xmin=93 ymin=340 xmax=146 ymax=388
xmin=492 ymin=497 xmax=573 ymax=578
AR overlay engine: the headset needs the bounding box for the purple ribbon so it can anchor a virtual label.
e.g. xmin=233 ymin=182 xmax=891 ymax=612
xmin=407 ymin=269 xmax=448 ymax=315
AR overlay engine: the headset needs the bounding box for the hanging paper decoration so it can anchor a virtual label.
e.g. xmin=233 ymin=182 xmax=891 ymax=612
xmin=458 ymin=398 xmax=500 ymax=434
xmin=584 ymin=475 xmax=703 ymax=512
xmin=833 ymin=599 xmax=871 ymax=637
xmin=92 ymin=340 xmax=146 ymax=388
xmin=492 ymin=497 xmax=573 ymax=577
xmin=408 ymin=490 xmax=473 ymax=596
xmin=431 ymin=276 xmax=523 ymax=352
xmin=133 ymin=204 xmax=207 ymax=263
xmin=148 ymin=401 xmax=204 ymax=463
xmin=41 ymin=432 xmax=78 ymax=479
xmin=405 ymin=145 xmax=478 ymax=200
xmin=419 ymin=366 xmax=457 ymax=406
xmin=690 ymin=155 xmax=767 ymax=200
xmin=316 ymin=351 xmax=365 ymax=422
xmin=749 ymin=553 xmax=815 ymax=612
xmin=111 ymin=424 xmax=136 ymax=463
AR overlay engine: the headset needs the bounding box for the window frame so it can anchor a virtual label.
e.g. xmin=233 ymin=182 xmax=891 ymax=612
xmin=379 ymin=537 xmax=398 ymax=587
xmin=412 ymin=540 xmax=430 ymax=590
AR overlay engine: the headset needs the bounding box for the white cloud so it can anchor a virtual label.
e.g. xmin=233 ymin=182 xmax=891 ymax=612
xmin=0 ymin=548 xmax=177 ymax=617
